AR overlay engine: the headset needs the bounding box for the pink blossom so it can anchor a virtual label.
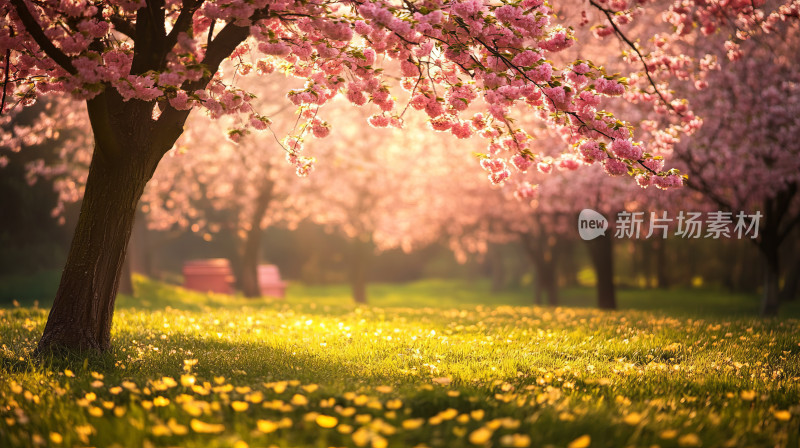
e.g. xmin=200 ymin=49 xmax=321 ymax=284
xmin=595 ymin=78 xmax=625 ymax=96
xmin=450 ymin=121 xmax=473 ymax=139
xmin=511 ymin=154 xmax=533 ymax=172
xmin=635 ymin=174 xmax=652 ymax=188
xmin=603 ymin=159 xmax=628 ymax=176
xmin=537 ymin=162 xmax=552 ymax=174
xmin=480 ymin=158 xmax=506 ymax=173
xmin=368 ymin=114 xmax=390 ymax=128
xmin=311 ymin=121 xmax=331 ymax=137
xmin=346 ymin=88 xmax=367 ymax=106
xmin=610 ymin=139 xmax=643 ymax=160
xmin=513 ymin=181 xmax=538 ymax=200
xmin=489 ymin=169 xmax=510 ymax=185
xmin=258 ymin=41 xmax=291 ymax=57
xmin=653 ymin=174 xmax=683 ymax=189
xmin=471 ymin=113 xmax=486 ymax=130
xmin=556 ymin=156 xmax=580 ymax=171
xmin=168 ymin=91 xmax=192 ymax=110
xmin=642 ymin=158 xmax=665 ymax=172
xmin=539 ymin=30 xmax=573 ymax=52
xmin=579 ymin=140 xmax=605 ymax=163
xmin=249 ymin=115 xmax=269 ymax=130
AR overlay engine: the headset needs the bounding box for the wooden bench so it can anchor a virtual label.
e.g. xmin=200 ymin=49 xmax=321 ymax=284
xmin=258 ymin=264 xmax=287 ymax=298
xmin=182 ymin=259 xmax=235 ymax=294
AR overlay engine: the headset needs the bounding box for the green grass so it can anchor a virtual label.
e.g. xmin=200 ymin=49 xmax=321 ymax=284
xmin=1 ymin=276 xmax=799 ymax=447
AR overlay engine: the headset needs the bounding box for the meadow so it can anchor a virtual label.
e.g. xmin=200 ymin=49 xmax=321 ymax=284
xmin=1 ymin=277 xmax=799 ymax=447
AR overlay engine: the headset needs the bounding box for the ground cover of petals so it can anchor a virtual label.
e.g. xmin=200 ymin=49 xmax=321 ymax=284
xmin=1 ymin=277 xmax=799 ymax=448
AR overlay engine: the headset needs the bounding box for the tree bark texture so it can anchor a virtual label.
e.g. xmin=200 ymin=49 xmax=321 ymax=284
xmin=521 ymin=232 xmax=559 ymax=306
xmin=36 ymin=93 xmax=187 ymax=353
xmin=350 ymin=237 xmax=371 ymax=304
xmin=239 ymin=182 xmax=274 ymax=298
xmin=586 ymin=234 xmax=617 ymax=310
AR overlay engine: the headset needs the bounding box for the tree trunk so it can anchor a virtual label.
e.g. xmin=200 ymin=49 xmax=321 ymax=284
xmin=36 ymin=145 xmax=158 ymax=353
xmin=539 ymin=258 xmax=558 ymax=306
xmin=350 ymin=237 xmax=371 ymax=304
xmin=758 ymin=199 xmax=784 ymax=317
xmin=118 ymin=254 xmax=134 ymax=296
xmin=128 ymin=208 xmax=151 ymax=277
xmin=759 ymin=243 xmax=781 ymax=316
xmin=36 ymin=90 xmax=188 ymax=354
xmin=489 ymin=244 xmax=505 ymax=293
xmin=558 ymin=238 xmax=578 ymax=288
xmin=780 ymin=261 xmax=799 ymax=302
xmin=780 ymin=243 xmax=799 ymax=302
xmin=521 ymin=232 xmax=558 ymax=306
xmin=239 ymin=182 xmax=274 ymax=298
xmin=642 ymin=240 xmax=654 ymax=288
xmin=586 ymin=234 xmax=616 ymax=310
xmin=239 ymin=234 xmax=262 ymax=298
xmin=533 ymin=267 xmax=543 ymax=305
xmin=654 ymin=239 xmax=669 ymax=289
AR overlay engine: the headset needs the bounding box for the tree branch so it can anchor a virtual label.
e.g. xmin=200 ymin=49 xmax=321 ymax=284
xmin=86 ymin=90 xmax=123 ymax=165
xmin=184 ymin=20 xmax=253 ymax=92
xmin=164 ymin=0 xmax=205 ymax=56
xmin=131 ymin=0 xmax=167 ymax=74
xmin=9 ymin=0 xmax=76 ymax=75
xmin=1 ymin=26 xmax=11 ymax=114
xmin=109 ymin=15 xmax=136 ymax=40
xmin=588 ymin=0 xmax=681 ymax=116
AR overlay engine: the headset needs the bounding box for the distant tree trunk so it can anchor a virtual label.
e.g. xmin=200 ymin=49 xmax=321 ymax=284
xmin=350 ymin=237 xmax=371 ymax=304
xmin=722 ymin=240 xmax=738 ymax=292
xmin=642 ymin=240 xmax=654 ymax=288
xmin=539 ymin=254 xmax=558 ymax=306
xmin=586 ymin=234 xmax=616 ymax=310
xmin=757 ymin=194 xmax=793 ymax=317
xmin=779 ymin=233 xmax=799 ymax=302
xmin=521 ymin=232 xmax=558 ymax=306
xmin=654 ymin=239 xmax=669 ymax=289
xmin=758 ymin=209 xmax=781 ymax=316
xmin=508 ymin=253 xmax=528 ymax=289
xmin=118 ymin=255 xmax=134 ymax=296
xmin=128 ymin=208 xmax=151 ymax=277
xmin=760 ymin=245 xmax=780 ymax=316
xmin=780 ymin=252 xmax=800 ymax=302
xmin=489 ymin=244 xmax=505 ymax=293
xmin=239 ymin=182 xmax=274 ymax=298
xmin=558 ymin=238 xmax=578 ymax=287
xmin=533 ymin=267 xmax=543 ymax=305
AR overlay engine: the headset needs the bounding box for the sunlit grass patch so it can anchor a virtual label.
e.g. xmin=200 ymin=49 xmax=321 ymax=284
xmin=1 ymin=279 xmax=799 ymax=447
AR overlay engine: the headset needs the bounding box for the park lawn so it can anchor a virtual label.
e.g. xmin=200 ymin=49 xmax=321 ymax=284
xmin=1 ymin=278 xmax=799 ymax=447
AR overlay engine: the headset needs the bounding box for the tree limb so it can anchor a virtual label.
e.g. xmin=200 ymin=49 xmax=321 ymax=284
xmin=109 ymin=15 xmax=136 ymax=40
xmin=588 ymin=0 xmax=681 ymax=116
xmin=86 ymin=90 xmax=123 ymax=165
xmin=9 ymin=0 xmax=77 ymax=75
xmin=164 ymin=0 xmax=205 ymax=54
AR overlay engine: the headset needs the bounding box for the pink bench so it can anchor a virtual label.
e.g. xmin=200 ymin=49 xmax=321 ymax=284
xmin=258 ymin=264 xmax=287 ymax=298
xmin=183 ymin=259 xmax=235 ymax=294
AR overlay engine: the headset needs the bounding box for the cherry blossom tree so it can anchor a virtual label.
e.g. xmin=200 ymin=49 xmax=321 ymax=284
xmin=668 ymin=22 xmax=800 ymax=315
xmin=140 ymin=75 xmax=305 ymax=297
xmin=292 ymin=106 xmax=449 ymax=303
xmin=141 ymin=115 xmax=305 ymax=298
xmin=1 ymin=0 xmax=789 ymax=352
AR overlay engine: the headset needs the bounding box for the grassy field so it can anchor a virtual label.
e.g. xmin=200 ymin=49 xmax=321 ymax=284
xmin=1 ymin=277 xmax=799 ymax=447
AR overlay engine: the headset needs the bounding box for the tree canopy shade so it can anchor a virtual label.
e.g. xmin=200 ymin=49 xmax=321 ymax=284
xmin=0 ymin=0 xmax=797 ymax=351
